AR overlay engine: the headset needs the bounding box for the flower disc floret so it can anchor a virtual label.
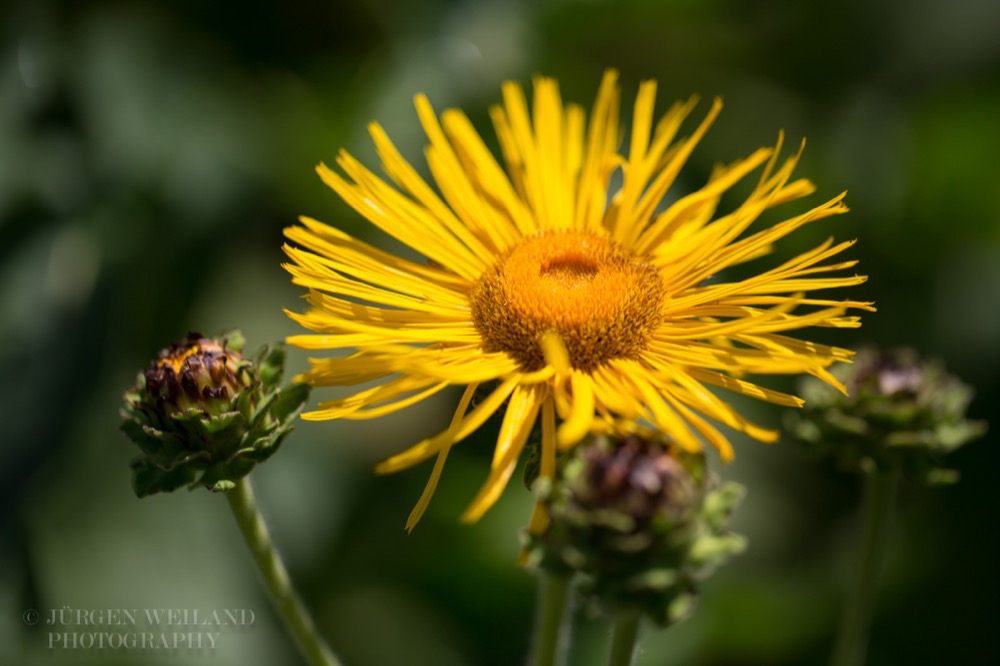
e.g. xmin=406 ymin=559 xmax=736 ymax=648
xmin=471 ymin=231 xmax=666 ymax=371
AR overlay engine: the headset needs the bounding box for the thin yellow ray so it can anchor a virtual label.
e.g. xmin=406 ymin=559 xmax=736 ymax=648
xmin=441 ymin=108 xmax=529 ymax=241
xmin=307 ymin=381 xmax=450 ymax=421
xmin=370 ymin=116 xmax=501 ymax=260
xmin=625 ymin=95 xmax=702 ymax=233
xmin=300 ymin=290 xmax=471 ymax=325
xmin=672 ymin=196 xmax=850 ymax=291
xmin=686 ymin=366 xmax=804 ymax=407
xmin=287 ymin=333 xmax=429 ymax=350
xmin=733 ymin=332 xmax=856 ymax=362
xmin=308 ymin=376 xmax=444 ymax=417
xmin=334 ymin=153 xmax=491 ymax=278
xmin=461 ymin=383 xmax=543 ymax=522
xmin=286 ymin=307 xmax=481 ymax=344
xmin=591 ymin=366 xmax=646 ymax=418
xmin=282 ymin=259 xmax=469 ymax=318
xmin=557 ymin=371 xmax=595 ymax=447
xmin=292 ymin=216 xmax=471 ymax=291
xmin=501 ymin=79 xmax=546 ymax=227
xmin=648 ymin=362 xmax=780 ymax=443
xmin=375 ymin=373 xmax=522 ymax=473
xmin=612 ymin=97 xmax=722 ymax=243
xmin=620 ymin=360 xmax=702 ymax=453
xmin=316 ymin=160 xmax=482 ymax=281
xmin=636 ymin=146 xmax=773 ymax=255
xmin=489 ymin=105 xmax=530 ymax=215
xmin=520 ymin=394 xmax=559 ymax=555
xmin=284 ymin=225 xmax=471 ymax=305
xmin=533 ymin=76 xmax=572 ymax=230
xmin=610 ymin=79 xmax=658 ymax=245
xmin=540 ymin=331 xmax=571 ymax=375
xmin=576 ymin=69 xmax=621 ymax=231
xmin=405 ymin=383 xmax=479 ymax=532
xmin=661 ymin=389 xmax=735 ymax=461
xmin=540 ymin=397 xmax=557 ymax=480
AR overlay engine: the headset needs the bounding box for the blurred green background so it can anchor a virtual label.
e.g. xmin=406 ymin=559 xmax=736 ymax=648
xmin=2 ymin=0 xmax=998 ymax=664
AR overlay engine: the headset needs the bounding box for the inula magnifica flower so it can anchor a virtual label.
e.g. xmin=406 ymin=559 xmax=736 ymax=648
xmin=283 ymin=71 xmax=872 ymax=528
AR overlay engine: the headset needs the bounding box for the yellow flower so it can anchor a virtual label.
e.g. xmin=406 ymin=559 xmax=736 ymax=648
xmin=282 ymin=71 xmax=873 ymax=531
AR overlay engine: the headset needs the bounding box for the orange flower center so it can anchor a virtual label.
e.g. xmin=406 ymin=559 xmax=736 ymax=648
xmin=470 ymin=231 xmax=666 ymax=371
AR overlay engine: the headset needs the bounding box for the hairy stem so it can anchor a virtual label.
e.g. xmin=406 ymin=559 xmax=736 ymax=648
xmin=226 ymin=478 xmax=340 ymax=666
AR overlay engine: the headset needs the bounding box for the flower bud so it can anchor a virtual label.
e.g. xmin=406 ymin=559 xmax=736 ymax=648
xmin=526 ymin=433 xmax=746 ymax=626
xmin=120 ymin=331 xmax=310 ymax=496
xmin=143 ymin=333 xmax=250 ymax=414
xmin=787 ymin=346 xmax=987 ymax=482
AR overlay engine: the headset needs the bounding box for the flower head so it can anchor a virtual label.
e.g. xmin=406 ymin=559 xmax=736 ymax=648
xmin=284 ymin=71 xmax=872 ymax=528
xmin=787 ymin=346 xmax=986 ymax=482
xmin=121 ymin=332 xmax=309 ymax=496
xmin=525 ymin=433 xmax=746 ymax=626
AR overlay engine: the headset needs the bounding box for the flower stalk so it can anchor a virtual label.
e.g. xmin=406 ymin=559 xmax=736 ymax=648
xmin=227 ymin=478 xmax=341 ymax=666
xmin=787 ymin=346 xmax=986 ymax=665
xmin=608 ymin=610 xmax=641 ymax=666
xmin=531 ymin=571 xmax=573 ymax=666
xmin=830 ymin=464 xmax=900 ymax=666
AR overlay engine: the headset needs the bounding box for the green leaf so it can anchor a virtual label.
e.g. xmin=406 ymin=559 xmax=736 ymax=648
xmin=258 ymin=345 xmax=286 ymax=388
xmin=248 ymin=391 xmax=279 ymax=429
xmin=666 ymin=590 xmax=697 ymax=625
xmin=235 ymin=384 xmax=257 ymax=421
xmin=173 ymin=407 xmax=206 ymax=423
xmin=689 ymin=533 xmax=748 ymax=569
xmin=200 ymin=410 xmax=244 ymax=434
xmin=521 ymin=425 xmax=542 ymax=491
xmin=120 ymin=419 xmax=164 ymax=453
xmin=627 ymin=568 xmax=679 ymax=591
xmin=702 ymin=482 xmax=745 ymax=531
xmin=224 ymin=330 xmax=246 ymax=353
xmin=196 ymin=457 xmax=255 ymax=489
xmin=130 ymin=457 xmax=198 ymax=497
xmin=269 ymin=383 xmax=311 ymax=423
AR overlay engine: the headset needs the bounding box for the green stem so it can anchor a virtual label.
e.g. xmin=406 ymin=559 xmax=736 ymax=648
xmin=226 ymin=478 xmax=341 ymax=666
xmin=608 ymin=610 xmax=641 ymax=666
xmin=831 ymin=465 xmax=900 ymax=666
xmin=531 ymin=571 xmax=572 ymax=666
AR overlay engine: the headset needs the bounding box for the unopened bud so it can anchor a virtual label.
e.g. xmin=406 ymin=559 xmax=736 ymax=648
xmin=526 ymin=433 xmax=745 ymax=626
xmin=788 ymin=346 xmax=986 ymax=482
xmin=120 ymin=331 xmax=309 ymax=496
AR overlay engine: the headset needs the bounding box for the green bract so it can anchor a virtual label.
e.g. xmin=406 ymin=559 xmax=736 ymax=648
xmin=526 ymin=434 xmax=746 ymax=626
xmin=120 ymin=331 xmax=309 ymax=496
xmin=787 ymin=346 xmax=986 ymax=483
